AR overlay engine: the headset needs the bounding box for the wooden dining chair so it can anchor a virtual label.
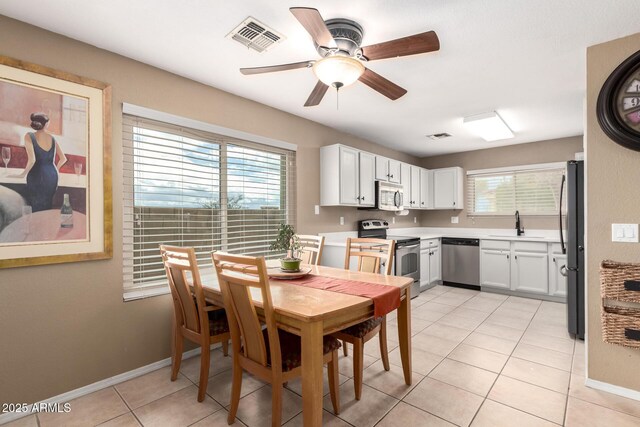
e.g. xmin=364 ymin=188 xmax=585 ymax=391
xmin=212 ymin=252 xmax=341 ymax=426
xmin=333 ymin=237 xmax=395 ymax=400
xmin=297 ymin=234 xmax=325 ymax=265
xmin=160 ymin=245 xmax=231 ymax=402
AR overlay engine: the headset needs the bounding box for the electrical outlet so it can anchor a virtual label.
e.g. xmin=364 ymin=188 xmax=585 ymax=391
xmin=314 ymin=205 xmax=320 ymax=215
xmin=392 ymin=217 xmax=396 ymax=224
xmin=451 ymin=216 xmax=459 ymax=224
xmin=339 ymin=216 xmax=344 ymax=225
xmin=414 ymin=217 xmax=417 ymax=224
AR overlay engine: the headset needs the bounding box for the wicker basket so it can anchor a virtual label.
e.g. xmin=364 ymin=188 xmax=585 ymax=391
xmin=601 ymin=305 xmax=640 ymax=348
xmin=600 ymin=260 xmax=640 ymax=303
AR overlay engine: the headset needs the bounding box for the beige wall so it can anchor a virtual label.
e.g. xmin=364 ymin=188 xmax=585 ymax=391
xmin=420 ymin=136 xmax=584 ymax=229
xmin=0 ymin=16 xmax=420 ymax=404
xmin=586 ymin=32 xmax=640 ymax=391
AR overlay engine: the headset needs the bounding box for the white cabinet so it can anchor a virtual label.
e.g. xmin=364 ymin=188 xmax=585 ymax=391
xmin=400 ymin=163 xmax=412 ymax=209
xmin=388 ymin=159 xmax=401 ymax=183
xmin=358 ymin=152 xmax=375 ymax=206
xmin=549 ymin=243 xmax=567 ymax=298
xmin=419 ymin=169 xmax=432 ymax=209
xmin=480 ymin=248 xmax=511 ymax=289
xmin=410 ymin=166 xmax=421 ymax=209
xmin=321 ymin=144 xmax=374 ymax=207
xmin=338 ymin=146 xmax=359 ymax=205
xmin=429 ymin=246 xmax=441 ymax=283
xmin=420 ymin=239 xmax=441 ymax=289
xmin=433 ymin=167 xmax=464 ymax=209
xmin=420 ymin=249 xmax=430 ymax=288
xmin=375 ymin=156 xmax=401 ymax=183
xmin=480 ymin=239 xmax=561 ymax=299
xmin=511 ymin=251 xmax=549 ymax=294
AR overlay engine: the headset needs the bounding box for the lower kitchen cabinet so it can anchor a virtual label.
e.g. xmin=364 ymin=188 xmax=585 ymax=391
xmin=549 ymin=253 xmax=568 ymax=297
xmin=511 ymin=251 xmax=549 ymax=294
xmin=420 ymin=239 xmax=441 ymax=289
xmin=480 ymin=239 xmax=561 ymax=300
xmin=429 ymin=245 xmax=441 ymax=284
xmin=480 ymin=249 xmax=510 ymax=289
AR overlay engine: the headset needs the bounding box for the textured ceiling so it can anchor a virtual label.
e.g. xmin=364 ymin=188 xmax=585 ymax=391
xmin=2 ymin=0 xmax=640 ymax=156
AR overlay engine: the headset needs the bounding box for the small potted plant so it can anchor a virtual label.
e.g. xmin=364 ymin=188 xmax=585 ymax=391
xmin=270 ymin=223 xmax=302 ymax=271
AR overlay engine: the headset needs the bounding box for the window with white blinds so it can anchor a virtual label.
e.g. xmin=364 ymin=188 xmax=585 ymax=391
xmin=466 ymin=163 xmax=565 ymax=216
xmin=122 ymin=115 xmax=296 ymax=300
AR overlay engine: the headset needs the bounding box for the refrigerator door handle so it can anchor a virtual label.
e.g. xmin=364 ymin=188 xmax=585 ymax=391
xmin=559 ymin=173 xmax=566 ymax=254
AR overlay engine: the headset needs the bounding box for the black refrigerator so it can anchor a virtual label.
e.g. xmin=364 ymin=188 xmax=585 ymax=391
xmin=560 ymin=160 xmax=585 ymax=340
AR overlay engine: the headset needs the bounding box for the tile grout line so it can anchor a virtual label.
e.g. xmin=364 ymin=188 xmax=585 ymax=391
xmin=401 ymin=287 xmax=511 ymax=426
xmin=111 ymin=386 xmax=145 ymax=426
xmin=477 ymin=299 xmax=555 ymax=425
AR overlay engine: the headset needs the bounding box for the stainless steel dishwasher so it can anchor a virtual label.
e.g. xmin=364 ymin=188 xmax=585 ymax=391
xmin=441 ymin=238 xmax=480 ymax=287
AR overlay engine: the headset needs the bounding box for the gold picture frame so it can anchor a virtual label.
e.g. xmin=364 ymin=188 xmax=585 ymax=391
xmin=0 ymin=56 xmax=112 ymax=268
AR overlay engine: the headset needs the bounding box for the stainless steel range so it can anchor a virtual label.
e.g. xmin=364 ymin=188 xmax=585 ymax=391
xmin=358 ymin=219 xmax=421 ymax=299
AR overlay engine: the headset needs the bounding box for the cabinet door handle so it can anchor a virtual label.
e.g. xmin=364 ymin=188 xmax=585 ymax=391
xmin=389 ymin=174 xmax=394 ymax=179
xmin=421 ymin=202 xmax=425 ymax=205
xmin=361 ymin=196 xmax=365 ymax=201
xmin=553 ymin=257 xmax=556 ymax=262
xmin=515 ymin=255 xmax=518 ymax=260
xmin=507 ymin=254 xmax=509 ymax=259
xmin=356 ymin=196 xmax=361 ymax=201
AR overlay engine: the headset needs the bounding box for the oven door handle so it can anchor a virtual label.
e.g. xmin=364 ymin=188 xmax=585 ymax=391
xmin=397 ymin=244 xmax=420 ymax=251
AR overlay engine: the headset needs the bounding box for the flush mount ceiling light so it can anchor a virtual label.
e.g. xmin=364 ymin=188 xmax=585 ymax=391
xmin=312 ymin=55 xmax=365 ymax=89
xmin=463 ymin=111 xmax=514 ymax=141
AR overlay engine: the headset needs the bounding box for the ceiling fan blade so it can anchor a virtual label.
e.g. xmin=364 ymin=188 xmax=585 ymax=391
xmin=360 ymin=31 xmax=440 ymax=61
xmin=240 ymin=60 xmax=313 ymax=75
xmin=304 ymin=81 xmax=329 ymax=107
xmin=359 ymin=68 xmax=407 ymax=100
xmin=290 ymin=7 xmax=335 ymax=48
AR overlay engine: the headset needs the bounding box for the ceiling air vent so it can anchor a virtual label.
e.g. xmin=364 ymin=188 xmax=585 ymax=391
xmin=426 ymin=133 xmax=452 ymax=140
xmin=227 ymin=17 xmax=285 ymax=53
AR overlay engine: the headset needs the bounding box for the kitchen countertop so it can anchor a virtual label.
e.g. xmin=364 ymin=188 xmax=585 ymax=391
xmin=320 ymin=227 xmax=563 ymax=246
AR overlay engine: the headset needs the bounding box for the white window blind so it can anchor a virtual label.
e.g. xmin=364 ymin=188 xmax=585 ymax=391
xmin=122 ymin=115 xmax=296 ymax=300
xmin=467 ymin=164 xmax=565 ymax=216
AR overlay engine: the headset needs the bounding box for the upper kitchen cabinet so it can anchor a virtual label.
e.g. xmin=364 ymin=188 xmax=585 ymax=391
xmin=419 ymin=168 xmax=433 ymax=209
xmin=320 ymin=144 xmax=375 ymax=207
xmin=400 ymin=163 xmax=412 ymax=209
xmin=375 ymin=156 xmax=401 ymax=183
xmin=410 ymin=165 xmax=421 ymax=209
xmin=433 ymin=167 xmax=465 ymax=209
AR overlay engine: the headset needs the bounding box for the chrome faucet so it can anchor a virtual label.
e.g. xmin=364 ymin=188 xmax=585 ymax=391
xmin=515 ymin=210 xmax=524 ymax=236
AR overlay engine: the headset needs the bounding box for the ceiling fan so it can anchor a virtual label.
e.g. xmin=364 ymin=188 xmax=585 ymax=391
xmin=239 ymin=7 xmax=440 ymax=107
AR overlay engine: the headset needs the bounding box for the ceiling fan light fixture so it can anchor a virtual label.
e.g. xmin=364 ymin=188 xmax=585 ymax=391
xmin=463 ymin=111 xmax=514 ymax=142
xmin=312 ymin=55 xmax=365 ymax=88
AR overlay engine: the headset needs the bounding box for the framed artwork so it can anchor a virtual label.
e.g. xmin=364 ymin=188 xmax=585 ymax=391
xmin=0 ymin=56 xmax=112 ymax=268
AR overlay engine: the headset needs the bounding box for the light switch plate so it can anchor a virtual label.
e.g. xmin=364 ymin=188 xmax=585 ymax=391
xmin=314 ymin=205 xmax=320 ymax=215
xmin=339 ymin=216 xmax=344 ymax=226
xmin=612 ymin=224 xmax=639 ymax=242
xmin=451 ymin=216 xmax=459 ymax=224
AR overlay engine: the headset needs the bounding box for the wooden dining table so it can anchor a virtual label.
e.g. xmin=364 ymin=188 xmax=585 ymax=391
xmin=201 ymin=262 xmax=413 ymax=427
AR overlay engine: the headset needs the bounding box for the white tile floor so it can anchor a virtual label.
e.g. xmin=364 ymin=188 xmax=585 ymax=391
xmin=7 ymin=285 xmax=640 ymax=427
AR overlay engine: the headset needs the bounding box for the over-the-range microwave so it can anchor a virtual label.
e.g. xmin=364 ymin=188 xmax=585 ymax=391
xmin=374 ymin=181 xmax=404 ymax=211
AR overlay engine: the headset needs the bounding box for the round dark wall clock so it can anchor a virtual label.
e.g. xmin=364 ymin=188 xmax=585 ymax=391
xmin=597 ymin=49 xmax=640 ymax=151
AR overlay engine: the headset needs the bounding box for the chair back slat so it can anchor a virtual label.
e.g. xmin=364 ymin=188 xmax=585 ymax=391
xmin=213 ymin=253 xmax=282 ymax=370
xmin=344 ymin=238 xmax=395 ymax=276
xmin=160 ymin=245 xmax=207 ymax=334
xmin=297 ymin=234 xmax=325 ymax=265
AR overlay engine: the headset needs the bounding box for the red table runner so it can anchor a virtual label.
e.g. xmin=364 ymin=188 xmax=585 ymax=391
xmin=280 ymin=274 xmax=401 ymax=318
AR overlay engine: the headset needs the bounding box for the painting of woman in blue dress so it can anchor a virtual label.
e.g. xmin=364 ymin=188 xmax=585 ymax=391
xmin=13 ymin=113 xmax=68 ymax=212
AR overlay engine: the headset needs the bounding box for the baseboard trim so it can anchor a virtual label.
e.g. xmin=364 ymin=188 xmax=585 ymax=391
xmin=585 ymin=378 xmax=640 ymax=401
xmin=0 ymin=347 xmax=207 ymax=425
